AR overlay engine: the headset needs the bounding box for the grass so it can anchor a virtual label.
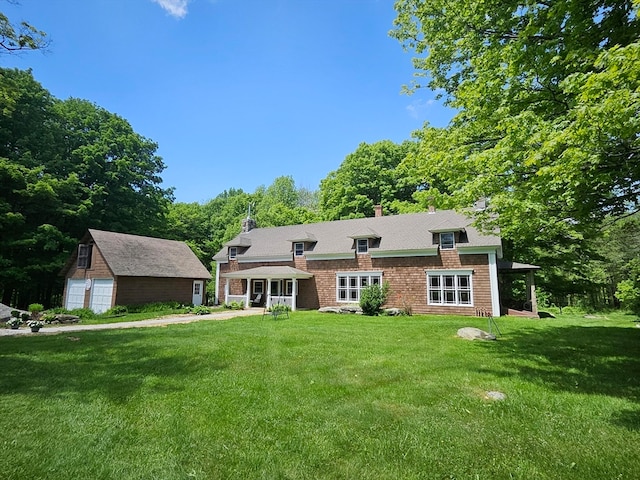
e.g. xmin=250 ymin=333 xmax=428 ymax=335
xmin=58 ymin=305 xmax=228 ymax=325
xmin=1 ymin=311 xmax=638 ymax=479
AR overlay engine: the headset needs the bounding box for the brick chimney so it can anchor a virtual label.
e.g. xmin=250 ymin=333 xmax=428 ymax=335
xmin=241 ymin=216 xmax=256 ymax=233
xmin=374 ymin=205 xmax=383 ymax=217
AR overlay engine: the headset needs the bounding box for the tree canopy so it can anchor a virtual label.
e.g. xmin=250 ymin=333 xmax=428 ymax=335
xmin=391 ymin=0 xmax=639 ymax=253
xmin=0 ymin=68 xmax=172 ymax=307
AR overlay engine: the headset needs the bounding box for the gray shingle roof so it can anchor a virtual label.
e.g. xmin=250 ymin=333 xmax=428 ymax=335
xmin=214 ymin=210 xmax=501 ymax=262
xmin=89 ymin=229 xmax=211 ymax=279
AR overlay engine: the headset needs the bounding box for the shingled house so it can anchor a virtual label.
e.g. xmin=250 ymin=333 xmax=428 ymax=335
xmin=214 ymin=208 xmax=509 ymax=316
xmin=61 ymin=229 xmax=211 ymax=313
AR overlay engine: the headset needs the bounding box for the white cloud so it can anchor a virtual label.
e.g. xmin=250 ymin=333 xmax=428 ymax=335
xmin=406 ymin=98 xmax=436 ymax=119
xmin=152 ymin=0 xmax=190 ymax=19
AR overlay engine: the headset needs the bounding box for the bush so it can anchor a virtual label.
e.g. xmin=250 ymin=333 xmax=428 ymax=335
xmin=105 ymin=305 xmax=128 ymax=316
xmin=189 ymin=305 xmax=211 ymax=315
xmin=359 ymin=282 xmax=390 ymax=316
xmin=225 ymin=301 xmax=244 ymax=310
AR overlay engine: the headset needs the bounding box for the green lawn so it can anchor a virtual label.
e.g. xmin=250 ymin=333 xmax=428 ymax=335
xmin=1 ymin=312 xmax=638 ymax=479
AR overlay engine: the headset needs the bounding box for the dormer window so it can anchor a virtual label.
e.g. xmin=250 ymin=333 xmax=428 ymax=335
xmin=77 ymin=244 xmax=92 ymax=269
xmin=294 ymin=242 xmax=304 ymax=257
xmin=229 ymin=247 xmax=237 ymax=259
xmin=357 ymin=238 xmax=369 ymax=254
xmin=440 ymin=232 xmax=455 ymax=250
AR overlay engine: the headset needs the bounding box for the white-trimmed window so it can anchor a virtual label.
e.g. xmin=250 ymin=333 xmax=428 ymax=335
xmin=77 ymin=244 xmax=92 ymax=269
xmin=229 ymin=247 xmax=237 ymax=259
xmin=336 ymin=272 xmax=382 ymax=302
xmin=253 ymin=280 xmax=264 ymax=295
xmin=294 ymin=242 xmax=304 ymax=256
xmin=427 ymin=270 xmax=473 ymax=306
xmin=357 ymin=238 xmax=369 ymax=254
xmin=440 ymin=232 xmax=455 ymax=249
xmin=285 ymin=280 xmax=294 ymax=296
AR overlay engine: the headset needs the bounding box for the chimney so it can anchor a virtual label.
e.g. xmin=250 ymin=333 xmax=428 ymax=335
xmin=241 ymin=216 xmax=256 ymax=233
xmin=374 ymin=205 xmax=383 ymax=217
xmin=428 ymin=204 xmax=436 ymax=214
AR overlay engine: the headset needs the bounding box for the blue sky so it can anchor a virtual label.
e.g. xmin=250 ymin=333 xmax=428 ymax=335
xmin=2 ymin=0 xmax=454 ymax=204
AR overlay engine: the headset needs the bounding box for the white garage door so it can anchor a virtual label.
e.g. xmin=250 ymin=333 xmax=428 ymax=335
xmin=65 ymin=279 xmax=86 ymax=310
xmin=90 ymin=279 xmax=114 ymax=314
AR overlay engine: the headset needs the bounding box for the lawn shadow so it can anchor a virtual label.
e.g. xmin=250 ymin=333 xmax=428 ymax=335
xmin=0 ymin=326 xmax=228 ymax=403
xmin=478 ymin=323 xmax=640 ymax=400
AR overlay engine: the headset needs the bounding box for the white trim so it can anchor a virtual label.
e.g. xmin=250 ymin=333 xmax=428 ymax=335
xmin=440 ymin=232 xmax=455 ymax=249
xmin=229 ymin=247 xmax=237 ymax=259
xmin=356 ymin=238 xmax=369 ymax=254
xmin=426 ymin=270 xmax=474 ymax=307
xmin=456 ymin=246 xmax=500 ymax=255
xmin=488 ymin=252 xmax=501 ymax=317
xmin=336 ymin=271 xmax=383 ymax=303
xmin=370 ymin=248 xmax=438 ymax=258
xmin=305 ymin=253 xmax=354 ymax=261
xmin=215 ymin=262 xmax=221 ymax=304
xmin=294 ymin=242 xmax=304 ymax=256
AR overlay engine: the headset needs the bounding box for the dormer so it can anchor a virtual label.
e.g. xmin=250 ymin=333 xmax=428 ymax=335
xmin=428 ymin=220 xmax=466 ymax=250
xmin=225 ymin=236 xmax=252 ymax=260
xmin=348 ymin=228 xmax=381 ymax=254
xmin=287 ymin=232 xmax=317 ymax=258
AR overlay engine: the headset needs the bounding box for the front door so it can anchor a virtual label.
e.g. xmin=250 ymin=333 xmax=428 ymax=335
xmin=192 ymin=280 xmax=204 ymax=306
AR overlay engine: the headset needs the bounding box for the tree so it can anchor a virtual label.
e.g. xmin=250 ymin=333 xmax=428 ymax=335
xmin=0 ymin=5 xmax=48 ymax=55
xmin=319 ymin=140 xmax=420 ymax=220
xmin=0 ymin=68 xmax=172 ymax=308
xmin=391 ymin=0 xmax=639 ymax=254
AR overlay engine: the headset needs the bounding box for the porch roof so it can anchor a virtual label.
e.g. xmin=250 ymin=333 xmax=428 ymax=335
xmin=221 ymin=266 xmax=313 ymax=279
xmin=498 ymin=260 xmax=541 ymax=271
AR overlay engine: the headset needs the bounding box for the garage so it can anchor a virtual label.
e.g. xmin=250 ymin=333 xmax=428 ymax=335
xmin=89 ymin=279 xmax=114 ymax=314
xmin=65 ymin=279 xmax=86 ymax=310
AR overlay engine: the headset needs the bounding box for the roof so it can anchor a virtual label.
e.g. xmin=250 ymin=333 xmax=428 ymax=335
xmin=222 ymin=266 xmax=314 ymax=279
xmin=68 ymin=229 xmax=211 ymax=279
xmin=214 ymin=210 xmax=501 ymax=262
xmin=498 ymin=260 xmax=540 ymax=271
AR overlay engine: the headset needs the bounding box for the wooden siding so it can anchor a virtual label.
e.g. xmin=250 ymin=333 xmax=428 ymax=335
xmin=219 ymin=250 xmax=496 ymax=316
xmin=114 ymin=277 xmax=196 ymax=306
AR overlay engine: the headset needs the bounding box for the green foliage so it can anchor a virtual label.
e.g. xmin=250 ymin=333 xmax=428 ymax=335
xmin=125 ymin=301 xmax=183 ymax=314
xmin=104 ymin=305 xmax=128 ymax=316
xmin=391 ymin=0 xmax=640 ymax=307
xmin=615 ymin=258 xmax=640 ymax=314
xmin=359 ymin=282 xmax=390 ymax=316
xmin=0 ymin=68 xmax=173 ymax=308
xmin=28 ymin=303 xmax=44 ymax=314
xmin=0 ymin=11 xmax=47 ymax=54
xmin=188 ymin=305 xmax=211 ymax=315
xmin=225 ymin=301 xmax=244 ymax=310
xmin=319 ymin=140 xmax=420 ymax=220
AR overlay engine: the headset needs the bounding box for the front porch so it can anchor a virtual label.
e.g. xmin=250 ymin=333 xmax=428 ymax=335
xmin=221 ymin=266 xmax=313 ymax=311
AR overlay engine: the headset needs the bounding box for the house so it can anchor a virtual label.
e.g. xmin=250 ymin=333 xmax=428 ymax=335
xmin=61 ymin=229 xmax=212 ymax=313
xmin=213 ymin=208 xmax=510 ymax=316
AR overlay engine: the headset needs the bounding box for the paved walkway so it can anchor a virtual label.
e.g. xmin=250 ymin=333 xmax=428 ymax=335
xmin=0 ymin=308 xmax=264 ymax=336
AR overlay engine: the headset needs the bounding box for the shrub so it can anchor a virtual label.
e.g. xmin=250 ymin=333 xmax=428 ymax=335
xmin=189 ymin=305 xmax=211 ymax=315
xmin=359 ymin=282 xmax=390 ymax=316
xmin=68 ymin=308 xmax=97 ymax=320
xmin=225 ymin=301 xmax=244 ymax=310
xmin=105 ymin=305 xmax=128 ymax=316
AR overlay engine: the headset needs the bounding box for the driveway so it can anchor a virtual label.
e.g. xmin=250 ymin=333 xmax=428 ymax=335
xmin=0 ymin=308 xmax=264 ymax=336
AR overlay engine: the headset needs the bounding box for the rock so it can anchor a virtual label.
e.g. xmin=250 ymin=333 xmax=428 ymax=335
xmin=457 ymin=327 xmax=496 ymax=341
xmin=485 ymin=391 xmax=506 ymax=401
xmin=0 ymin=303 xmax=27 ymax=322
xmin=340 ymin=305 xmax=362 ymax=314
xmin=55 ymin=314 xmax=80 ymax=324
xmin=318 ymin=307 xmax=343 ymax=314
xmin=384 ymin=308 xmax=403 ymax=316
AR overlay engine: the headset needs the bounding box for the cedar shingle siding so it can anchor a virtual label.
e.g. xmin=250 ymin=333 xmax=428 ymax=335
xmin=215 ymin=210 xmax=503 ymax=316
xmin=61 ymin=230 xmax=211 ymax=312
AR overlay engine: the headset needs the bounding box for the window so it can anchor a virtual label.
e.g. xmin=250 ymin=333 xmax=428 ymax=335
xmin=427 ymin=271 xmax=473 ymax=306
xmin=336 ymin=272 xmax=382 ymax=302
xmin=253 ymin=280 xmax=264 ymax=295
xmin=285 ymin=280 xmax=294 ymax=296
xmin=440 ymin=232 xmax=455 ymax=249
xmin=294 ymin=242 xmax=304 ymax=256
xmin=77 ymin=244 xmax=92 ymax=269
xmin=193 ymin=283 xmax=201 ymax=295
xmin=229 ymin=247 xmax=237 ymax=259
xmin=357 ymin=238 xmax=369 ymax=254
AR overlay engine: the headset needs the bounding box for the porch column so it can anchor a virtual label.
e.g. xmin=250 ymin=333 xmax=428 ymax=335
xmin=224 ymin=278 xmax=229 ymax=305
xmin=215 ymin=262 xmax=221 ymax=305
xmin=488 ymin=252 xmax=501 ymax=317
xmin=526 ymin=271 xmax=538 ymax=314
xmin=291 ymin=278 xmax=297 ymax=311
xmin=244 ymin=278 xmax=252 ymax=309
xmin=266 ymin=277 xmax=272 ymax=309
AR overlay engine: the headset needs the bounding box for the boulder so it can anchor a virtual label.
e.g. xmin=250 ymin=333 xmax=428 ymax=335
xmin=340 ymin=305 xmax=362 ymax=314
xmin=485 ymin=391 xmax=507 ymax=401
xmin=0 ymin=303 xmax=27 ymax=322
xmin=384 ymin=308 xmax=404 ymax=316
xmin=318 ymin=307 xmax=343 ymax=314
xmin=55 ymin=314 xmax=80 ymax=324
xmin=457 ymin=327 xmax=496 ymax=341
